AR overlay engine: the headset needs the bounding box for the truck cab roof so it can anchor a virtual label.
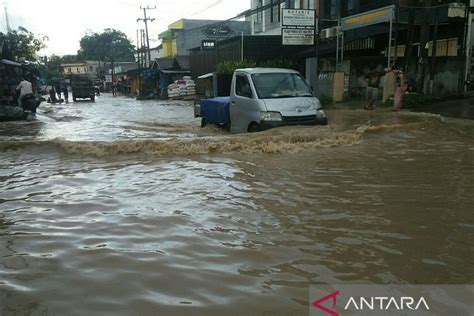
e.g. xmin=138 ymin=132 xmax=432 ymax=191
xmin=234 ymin=68 xmax=300 ymax=75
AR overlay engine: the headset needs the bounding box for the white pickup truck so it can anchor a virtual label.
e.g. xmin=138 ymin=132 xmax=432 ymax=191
xmin=198 ymin=68 xmax=327 ymax=133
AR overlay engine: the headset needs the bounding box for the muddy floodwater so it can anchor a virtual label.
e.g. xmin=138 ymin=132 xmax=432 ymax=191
xmin=0 ymin=94 xmax=473 ymax=315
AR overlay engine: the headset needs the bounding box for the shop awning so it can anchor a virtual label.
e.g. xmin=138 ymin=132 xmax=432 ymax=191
xmin=198 ymin=73 xmax=214 ymax=79
xmin=159 ymin=70 xmax=191 ymax=74
xmin=1 ymin=59 xmax=21 ymax=67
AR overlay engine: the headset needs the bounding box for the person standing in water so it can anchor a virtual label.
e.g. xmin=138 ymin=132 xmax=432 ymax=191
xmin=386 ymin=66 xmax=408 ymax=112
xmin=63 ymin=85 xmax=69 ymax=104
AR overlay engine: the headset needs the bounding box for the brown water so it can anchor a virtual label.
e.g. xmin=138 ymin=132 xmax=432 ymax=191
xmin=0 ymin=95 xmax=473 ymax=315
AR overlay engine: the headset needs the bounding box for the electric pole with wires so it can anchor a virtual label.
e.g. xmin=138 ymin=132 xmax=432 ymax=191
xmin=137 ymin=5 xmax=156 ymax=69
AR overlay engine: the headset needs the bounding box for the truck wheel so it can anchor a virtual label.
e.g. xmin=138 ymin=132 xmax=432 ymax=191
xmin=222 ymin=122 xmax=231 ymax=131
xmin=91 ymin=95 xmax=95 ymax=101
xmin=201 ymin=118 xmax=207 ymax=128
xmin=73 ymin=97 xmax=77 ymax=102
xmin=248 ymin=122 xmax=260 ymax=133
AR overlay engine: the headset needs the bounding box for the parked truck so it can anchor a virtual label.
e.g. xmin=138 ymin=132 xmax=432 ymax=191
xmin=71 ymin=77 xmax=95 ymax=102
xmin=197 ymin=68 xmax=327 ymax=133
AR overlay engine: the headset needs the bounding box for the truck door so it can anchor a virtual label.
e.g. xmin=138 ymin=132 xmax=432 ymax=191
xmin=230 ymin=74 xmax=259 ymax=133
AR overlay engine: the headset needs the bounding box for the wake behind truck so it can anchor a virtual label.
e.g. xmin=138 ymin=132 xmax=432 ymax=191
xmin=198 ymin=68 xmax=327 ymax=133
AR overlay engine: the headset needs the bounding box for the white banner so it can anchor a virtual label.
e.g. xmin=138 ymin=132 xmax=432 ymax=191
xmin=282 ymin=9 xmax=315 ymax=27
xmin=282 ymin=29 xmax=314 ymax=46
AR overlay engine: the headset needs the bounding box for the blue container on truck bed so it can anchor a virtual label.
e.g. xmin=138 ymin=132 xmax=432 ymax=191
xmin=200 ymin=97 xmax=231 ymax=126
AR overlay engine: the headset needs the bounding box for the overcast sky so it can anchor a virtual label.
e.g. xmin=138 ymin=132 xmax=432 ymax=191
xmin=3 ymin=0 xmax=250 ymax=56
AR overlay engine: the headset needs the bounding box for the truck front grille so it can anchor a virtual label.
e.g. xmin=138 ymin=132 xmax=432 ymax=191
xmin=283 ymin=115 xmax=316 ymax=124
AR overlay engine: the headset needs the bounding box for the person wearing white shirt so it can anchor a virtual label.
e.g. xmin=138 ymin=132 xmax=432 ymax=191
xmin=16 ymin=78 xmax=33 ymax=107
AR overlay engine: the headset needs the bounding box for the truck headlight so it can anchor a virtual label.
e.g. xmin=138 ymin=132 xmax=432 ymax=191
xmin=261 ymin=111 xmax=282 ymax=121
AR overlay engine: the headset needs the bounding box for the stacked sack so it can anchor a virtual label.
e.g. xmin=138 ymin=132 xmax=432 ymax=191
xmin=167 ymin=83 xmax=180 ymax=99
xmin=184 ymin=76 xmax=196 ymax=96
xmin=167 ymin=76 xmax=197 ymax=99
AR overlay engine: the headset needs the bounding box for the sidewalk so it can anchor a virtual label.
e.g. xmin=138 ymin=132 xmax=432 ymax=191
xmin=324 ymin=96 xmax=474 ymax=120
xmin=411 ymin=97 xmax=474 ymax=120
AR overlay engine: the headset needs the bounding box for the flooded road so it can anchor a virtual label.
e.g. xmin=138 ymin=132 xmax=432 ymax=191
xmin=1 ymin=94 xmax=473 ymax=315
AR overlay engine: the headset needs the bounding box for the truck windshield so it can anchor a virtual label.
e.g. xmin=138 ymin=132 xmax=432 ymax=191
xmin=251 ymin=73 xmax=313 ymax=99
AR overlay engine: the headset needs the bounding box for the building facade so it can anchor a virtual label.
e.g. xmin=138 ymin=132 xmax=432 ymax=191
xmin=159 ymin=19 xmax=251 ymax=57
xmin=250 ymin=0 xmax=473 ymax=97
xmin=251 ymin=0 xmax=316 ymax=35
xmin=60 ymin=61 xmax=102 ymax=81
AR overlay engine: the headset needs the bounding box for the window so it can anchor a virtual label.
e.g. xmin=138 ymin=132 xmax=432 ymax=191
xmin=348 ymin=0 xmax=356 ymax=14
xmin=256 ymin=0 xmax=263 ymax=24
xmin=270 ymin=0 xmax=277 ymax=23
xmin=330 ymin=0 xmax=336 ymax=17
xmin=251 ymin=73 xmax=313 ymax=99
xmin=235 ymin=75 xmax=253 ymax=98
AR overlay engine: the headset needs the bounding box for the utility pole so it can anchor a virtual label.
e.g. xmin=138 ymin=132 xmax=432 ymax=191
xmin=417 ymin=0 xmax=431 ymax=94
xmin=137 ymin=6 xmax=156 ymax=69
xmin=136 ymin=29 xmax=142 ymax=98
xmin=463 ymin=0 xmax=473 ymax=95
xmin=4 ymin=2 xmax=12 ymax=32
xmin=429 ymin=3 xmax=440 ymax=94
xmin=405 ymin=0 xmax=416 ymax=73
xmin=141 ymin=30 xmax=147 ymax=69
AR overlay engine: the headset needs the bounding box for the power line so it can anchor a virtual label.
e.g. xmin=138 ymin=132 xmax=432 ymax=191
xmin=168 ymin=0 xmax=285 ymax=35
xmin=187 ymin=0 xmax=223 ymax=18
xmin=155 ymin=0 xmax=286 ymax=53
xmin=137 ymin=5 xmax=156 ymax=67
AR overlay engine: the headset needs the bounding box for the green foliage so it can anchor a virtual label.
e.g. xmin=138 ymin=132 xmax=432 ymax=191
xmin=258 ymin=58 xmax=298 ymax=69
xmin=77 ymin=28 xmax=135 ymax=62
xmin=37 ymin=55 xmax=81 ymax=81
xmin=216 ymin=60 xmax=257 ymax=74
xmin=41 ymin=55 xmax=62 ymax=81
xmin=216 ymin=58 xmax=299 ymax=75
xmin=0 ymin=27 xmax=47 ymax=62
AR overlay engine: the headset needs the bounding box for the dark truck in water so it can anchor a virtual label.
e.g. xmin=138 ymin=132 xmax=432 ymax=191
xmin=71 ymin=77 xmax=95 ymax=101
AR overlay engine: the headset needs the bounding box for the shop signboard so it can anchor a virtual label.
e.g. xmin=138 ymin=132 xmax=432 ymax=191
xmin=282 ymin=29 xmax=314 ymax=46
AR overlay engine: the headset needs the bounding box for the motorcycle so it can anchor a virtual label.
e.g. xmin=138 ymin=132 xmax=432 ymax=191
xmin=21 ymin=94 xmax=40 ymax=114
xmin=0 ymin=94 xmax=41 ymax=122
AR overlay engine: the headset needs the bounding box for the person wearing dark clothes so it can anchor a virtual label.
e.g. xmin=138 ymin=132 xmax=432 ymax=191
xmin=63 ymin=86 xmax=69 ymax=104
xmin=364 ymin=67 xmax=382 ymax=110
xmin=49 ymin=86 xmax=57 ymax=103
xmin=56 ymin=83 xmax=62 ymax=100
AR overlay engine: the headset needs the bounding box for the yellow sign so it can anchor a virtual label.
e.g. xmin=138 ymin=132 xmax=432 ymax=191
xmin=342 ymin=6 xmax=394 ymax=31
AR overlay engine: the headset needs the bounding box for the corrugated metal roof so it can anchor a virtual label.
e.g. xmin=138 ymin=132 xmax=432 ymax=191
xmin=1 ymin=59 xmax=21 ymax=67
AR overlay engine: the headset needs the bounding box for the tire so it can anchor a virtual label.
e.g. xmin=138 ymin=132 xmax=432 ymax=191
xmin=222 ymin=122 xmax=231 ymax=131
xmin=248 ymin=122 xmax=260 ymax=133
xmin=319 ymin=118 xmax=328 ymax=126
xmin=91 ymin=95 xmax=95 ymax=101
xmin=201 ymin=117 xmax=207 ymax=128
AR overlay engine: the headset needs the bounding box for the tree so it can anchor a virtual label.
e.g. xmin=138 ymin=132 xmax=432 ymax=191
xmin=77 ymin=29 xmax=135 ymax=62
xmin=0 ymin=27 xmax=47 ymax=62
